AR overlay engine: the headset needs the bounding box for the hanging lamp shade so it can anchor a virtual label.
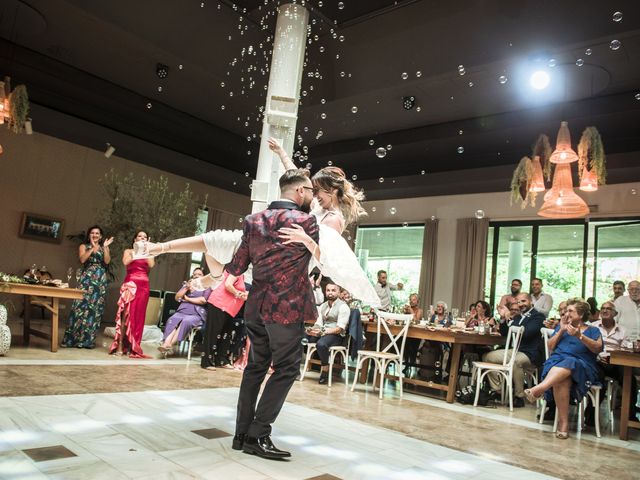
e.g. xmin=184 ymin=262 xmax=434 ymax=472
xmin=579 ymin=167 xmax=598 ymax=192
xmin=528 ymin=155 xmax=545 ymax=192
xmin=538 ymin=163 xmax=589 ymax=218
xmin=549 ymin=121 xmax=579 ymax=164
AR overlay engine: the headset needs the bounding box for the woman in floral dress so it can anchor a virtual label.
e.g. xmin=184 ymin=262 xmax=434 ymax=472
xmin=62 ymin=225 xmax=113 ymax=348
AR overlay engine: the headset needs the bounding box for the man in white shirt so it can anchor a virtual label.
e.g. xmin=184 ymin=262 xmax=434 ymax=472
xmin=614 ymin=280 xmax=640 ymax=341
xmin=530 ymin=278 xmax=553 ymax=318
xmin=374 ymin=270 xmax=403 ymax=311
xmin=305 ymin=282 xmax=350 ymax=385
xmin=612 ymin=280 xmax=625 ymax=301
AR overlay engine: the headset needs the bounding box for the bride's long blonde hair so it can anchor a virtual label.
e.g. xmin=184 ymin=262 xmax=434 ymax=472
xmin=312 ymin=166 xmax=367 ymax=227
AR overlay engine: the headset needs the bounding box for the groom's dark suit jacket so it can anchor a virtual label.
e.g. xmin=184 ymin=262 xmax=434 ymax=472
xmin=226 ymin=200 xmax=319 ymax=325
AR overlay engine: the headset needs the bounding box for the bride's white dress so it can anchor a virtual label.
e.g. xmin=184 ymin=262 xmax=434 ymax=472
xmin=200 ymin=207 xmax=380 ymax=308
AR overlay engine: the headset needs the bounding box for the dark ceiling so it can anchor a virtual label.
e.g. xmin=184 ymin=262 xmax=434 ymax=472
xmin=1 ymin=0 xmax=640 ymax=200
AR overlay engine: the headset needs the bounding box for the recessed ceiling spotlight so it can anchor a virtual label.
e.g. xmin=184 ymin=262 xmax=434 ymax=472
xmin=156 ymin=63 xmax=169 ymax=79
xmin=402 ymin=96 xmax=416 ymax=110
xmin=530 ymin=70 xmax=550 ymax=90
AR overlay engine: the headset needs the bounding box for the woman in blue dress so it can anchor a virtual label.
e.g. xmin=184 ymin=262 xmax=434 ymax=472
xmin=524 ymin=298 xmax=603 ymax=439
xmin=62 ymin=225 xmax=112 ymax=348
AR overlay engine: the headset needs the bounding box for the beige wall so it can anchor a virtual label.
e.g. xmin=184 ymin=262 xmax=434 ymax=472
xmin=361 ymin=182 xmax=640 ymax=308
xmin=0 ymin=130 xmax=251 ymax=322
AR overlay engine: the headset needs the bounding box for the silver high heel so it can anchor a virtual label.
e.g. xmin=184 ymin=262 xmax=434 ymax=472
xmin=132 ymin=241 xmax=167 ymax=260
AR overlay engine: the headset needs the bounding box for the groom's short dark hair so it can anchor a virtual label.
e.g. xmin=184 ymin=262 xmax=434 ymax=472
xmin=279 ymin=168 xmax=310 ymax=190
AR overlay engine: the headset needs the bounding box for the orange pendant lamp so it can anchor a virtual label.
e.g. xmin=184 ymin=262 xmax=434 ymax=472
xmin=538 ymin=164 xmax=589 ymax=218
xmin=549 ymin=121 xmax=579 ymax=164
xmin=528 ymin=155 xmax=545 ymax=192
xmin=579 ymin=167 xmax=598 ymax=192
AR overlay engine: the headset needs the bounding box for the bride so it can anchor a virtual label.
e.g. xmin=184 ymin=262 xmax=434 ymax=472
xmin=134 ymin=138 xmax=379 ymax=307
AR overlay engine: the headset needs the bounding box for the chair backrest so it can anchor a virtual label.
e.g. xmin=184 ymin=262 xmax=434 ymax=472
xmin=502 ymin=325 xmax=525 ymax=367
xmin=540 ymin=327 xmax=556 ymax=360
xmin=159 ymin=291 xmax=179 ymax=330
xmin=375 ymin=311 xmax=414 ymax=359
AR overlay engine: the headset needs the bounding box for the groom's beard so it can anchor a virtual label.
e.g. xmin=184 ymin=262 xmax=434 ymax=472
xmin=300 ymin=199 xmax=311 ymax=213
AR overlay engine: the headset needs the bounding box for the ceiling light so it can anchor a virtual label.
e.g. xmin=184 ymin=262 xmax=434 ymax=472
xmin=402 ymin=96 xmax=415 ymax=110
xmin=529 ymin=70 xmax=550 ymax=90
xmin=104 ymin=143 xmax=115 ymax=158
xmin=156 ymin=63 xmax=169 ymax=79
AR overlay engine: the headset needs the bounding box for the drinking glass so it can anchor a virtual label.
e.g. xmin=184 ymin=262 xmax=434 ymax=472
xmin=30 ymin=263 xmax=37 ymax=277
xmin=452 ymin=308 xmax=459 ymax=319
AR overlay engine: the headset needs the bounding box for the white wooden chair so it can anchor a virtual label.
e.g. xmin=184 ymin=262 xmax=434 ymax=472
xmin=350 ymin=311 xmax=413 ymax=399
xmin=177 ymin=326 xmax=200 ymax=361
xmin=472 ymin=326 xmax=524 ymax=411
xmin=300 ymin=334 xmax=351 ymax=387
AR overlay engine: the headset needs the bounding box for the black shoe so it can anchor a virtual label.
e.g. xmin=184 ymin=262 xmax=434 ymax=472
xmin=242 ymin=435 xmax=291 ymax=459
xmin=512 ymin=396 xmax=525 ymax=408
xmin=318 ymin=372 xmax=328 ymax=385
xmin=232 ymin=433 xmax=246 ymax=451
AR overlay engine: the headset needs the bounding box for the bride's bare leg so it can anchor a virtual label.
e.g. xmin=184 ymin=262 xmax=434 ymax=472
xmin=147 ymin=235 xmax=207 ymax=256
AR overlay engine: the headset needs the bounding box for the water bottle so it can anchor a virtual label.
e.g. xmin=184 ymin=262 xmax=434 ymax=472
xmin=479 ymin=320 xmax=486 ymax=335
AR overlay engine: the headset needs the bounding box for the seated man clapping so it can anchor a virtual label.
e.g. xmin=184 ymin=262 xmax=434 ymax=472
xmin=304 ymin=281 xmax=350 ymax=385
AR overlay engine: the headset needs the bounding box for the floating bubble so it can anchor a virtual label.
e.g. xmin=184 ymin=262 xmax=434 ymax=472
xmin=498 ymin=75 xmax=508 ymax=84
xmin=610 ymin=39 xmax=621 ymax=50
xmin=306 ymin=163 xmax=312 ymax=169
xmin=468 ymin=81 xmax=474 ymax=87
xmin=421 ymin=170 xmax=426 ymax=175
xmin=339 ymin=35 xmax=345 ymax=42
xmin=369 ymin=139 xmax=375 ymax=146
xmin=319 ymin=46 xmax=325 ymax=53
xmin=338 ymin=2 xmax=344 ymax=10
xmin=458 ymin=64 xmax=466 ymax=75
xmin=340 ymin=71 xmax=346 ymax=77
xmin=416 ymin=70 xmax=422 ymax=78
xmin=321 ymin=98 xmax=326 ymax=104
xmin=576 ymin=58 xmax=584 ymax=67
xmin=244 ymin=172 xmax=249 ymax=177
xmin=585 ymin=48 xmax=592 ymax=56
xmin=631 ymin=188 xmax=637 ymax=195
xmin=378 ymin=177 xmax=384 ymax=183
xmin=376 ymin=147 xmax=387 ymax=158
xmin=320 ymin=113 xmax=327 ymax=119
xmin=457 ymin=146 xmax=464 ymax=154
xmin=352 ymin=174 xmax=357 ymax=181
xmin=548 ymin=58 xmax=557 ymax=68
xmin=459 ymin=129 xmax=464 ymax=135
xmin=416 ymin=106 xmax=421 ymax=112
xmin=390 ymin=207 xmax=397 ymax=215
xmin=327 ymin=161 xmax=333 ymax=165
xmin=371 ymin=207 xmax=377 ymax=212
xmin=220 ymin=82 xmax=225 ymax=87
xmin=351 ymin=106 xmax=358 ymax=113
xmin=376 ymin=231 xmax=381 ymax=237
xmin=157 ymin=86 xmax=163 ymax=92
xmin=613 ymin=11 xmax=623 ymax=23
xmin=475 ymin=209 xmax=485 ymax=219
xmin=401 ymin=72 xmax=408 ymax=80
xmin=386 ymin=144 xmax=392 ymax=150
xmin=402 ymin=222 xmax=408 ymax=227
xmin=178 ymin=64 xmax=184 ymax=69
xmin=146 ymin=102 xmax=152 ymax=109
xmin=635 ymin=93 xmax=640 ymax=100
xmin=221 ymin=105 xmax=225 ymax=110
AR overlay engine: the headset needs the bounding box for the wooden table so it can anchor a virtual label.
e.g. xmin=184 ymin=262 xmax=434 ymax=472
xmin=1 ymin=282 xmax=84 ymax=352
xmin=610 ymin=350 xmax=640 ymax=440
xmin=364 ymin=322 xmax=506 ymax=403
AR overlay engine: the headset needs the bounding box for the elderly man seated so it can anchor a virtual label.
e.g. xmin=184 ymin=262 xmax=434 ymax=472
xmin=591 ymin=300 xmax=628 ymax=382
xmin=485 ymin=293 xmax=545 ymax=407
xmin=304 ymin=281 xmax=350 ymax=385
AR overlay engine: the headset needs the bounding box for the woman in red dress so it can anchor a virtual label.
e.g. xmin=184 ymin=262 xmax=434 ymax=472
xmin=110 ymin=230 xmax=154 ymax=357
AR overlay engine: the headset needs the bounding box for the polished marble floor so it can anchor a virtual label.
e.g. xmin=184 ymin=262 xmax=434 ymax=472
xmin=2 ymin=321 xmax=640 ymax=480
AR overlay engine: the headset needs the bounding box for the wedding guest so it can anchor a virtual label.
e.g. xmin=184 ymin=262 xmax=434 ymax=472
xmin=158 ymin=268 xmax=211 ymax=356
xmin=612 ymin=280 xmax=625 ymax=301
xmin=62 ymin=225 xmax=113 ymax=348
xmin=110 ymin=230 xmax=154 ymax=357
xmin=464 ymin=303 xmax=478 ymax=327
xmin=430 ymin=301 xmax=453 ymax=326
xmin=525 ymin=299 xmax=603 ymax=438
xmin=466 ymin=301 xmax=495 ymax=328
xmin=531 ymin=278 xmax=553 ymax=318
xmin=201 ymin=271 xmax=246 ymax=370
xmin=498 ymin=279 xmax=522 ymax=309
xmin=375 ymin=270 xmax=403 ymax=311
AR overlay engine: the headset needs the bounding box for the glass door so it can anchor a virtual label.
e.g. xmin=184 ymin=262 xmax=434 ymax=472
xmin=593 ymin=221 xmax=640 ymax=302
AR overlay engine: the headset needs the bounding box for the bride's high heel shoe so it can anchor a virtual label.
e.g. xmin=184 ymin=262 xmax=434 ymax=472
xmin=132 ymin=241 xmax=167 ymax=260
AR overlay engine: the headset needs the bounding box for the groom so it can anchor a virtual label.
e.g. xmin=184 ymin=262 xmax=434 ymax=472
xmin=226 ymin=168 xmax=318 ymax=460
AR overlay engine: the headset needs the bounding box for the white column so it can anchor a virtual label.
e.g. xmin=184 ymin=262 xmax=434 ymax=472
xmin=251 ymin=3 xmax=309 ymax=213
xmin=507 ymin=239 xmax=524 ymax=285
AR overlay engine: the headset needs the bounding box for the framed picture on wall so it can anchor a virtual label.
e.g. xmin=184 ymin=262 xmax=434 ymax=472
xmin=19 ymin=213 xmax=65 ymax=243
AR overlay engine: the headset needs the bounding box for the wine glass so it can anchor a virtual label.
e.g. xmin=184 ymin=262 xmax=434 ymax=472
xmin=30 ymin=263 xmax=38 ymax=278
xmin=452 ymin=308 xmax=459 ymax=319
xmin=66 ymin=267 xmax=73 ymax=285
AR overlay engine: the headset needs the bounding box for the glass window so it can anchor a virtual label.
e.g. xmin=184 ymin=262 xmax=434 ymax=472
xmin=491 ymin=226 xmax=532 ymax=310
xmin=355 ymin=225 xmax=424 ymax=310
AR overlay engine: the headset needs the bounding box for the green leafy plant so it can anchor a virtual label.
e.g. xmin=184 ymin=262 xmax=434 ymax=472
xmin=96 ymin=170 xmax=205 ymax=266
xmin=577 ymin=127 xmax=606 ymax=185
xmin=8 ymin=85 xmax=29 ymax=133
xmin=510 ymin=156 xmax=535 ymax=208
xmin=531 ymin=134 xmax=553 ymax=181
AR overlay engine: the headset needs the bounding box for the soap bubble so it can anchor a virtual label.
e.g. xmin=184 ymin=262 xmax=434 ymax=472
xmin=320 ymin=113 xmax=327 ymax=119
xmin=468 ymin=81 xmax=474 ymax=87
xmin=457 ymin=146 xmax=464 ymax=154
xmin=338 ymin=2 xmax=344 ymax=10
xmin=306 ymin=163 xmax=312 ymax=169
xmin=416 ymin=106 xmax=421 ymax=112
xmin=157 ymin=86 xmax=163 ymax=92
xmin=585 ymin=48 xmax=592 ymax=56
xmin=635 ymin=93 xmax=640 ymax=100
xmin=401 ymin=72 xmax=408 ymax=80
xmin=352 ymin=175 xmax=357 ymax=180
xmin=459 ymin=129 xmax=464 ymax=135
xmin=416 ymin=71 xmax=422 ymax=77
xmin=612 ymin=11 xmax=623 ymax=23
xmin=576 ymin=58 xmax=584 ymax=67
xmin=458 ymin=65 xmax=466 ymax=75
xmin=146 ymin=102 xmax=152 ymax=109
xmin=376 ymin=147 xmax=387 ymax=158
xmin=610 ymin=39 xmax=621 ymax=50
xmin=548 ymin=58 xmax=557 ymax=68
xmin=371 ymin=207 xmax=377 ymax=212
xmin=351 ymin=106 xmax=358 ymax=113
xmin=378 ymin=177 xmax=384 ymax=183
xmin=327 ymin=161 xmax=333 ymax=165
xmin=498 ymin=75 xmax=508 ymax=84
xmin=421 ymin=170 xmax=425 ymax=175
xmin=390 ymin=207 xmax=397 ymax=215
xmin=244 ymin=172 xmax=249 ymax=177
xmin=386 ymin=144 xmax=392 ymax=150
xmin=475 ymin=209 xmax=485 ymax=219
xmin=369 ymin=139 xmax=375 ymax=145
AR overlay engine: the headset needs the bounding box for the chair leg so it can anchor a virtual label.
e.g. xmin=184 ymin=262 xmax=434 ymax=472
xmin=328 ymin=350 xmax=335 ymax=387
xmin=593 ymin=389 xmax=601 ymax=438
xmin=300 ymin=346 xmax=315 ymax=381
xmin=379 ymin=360 xmax=386 ymax=400
xmin=351 ymin=355 xmax=362 ymax=392
xmin=343 ymin=352 xmax=349 ymax=387
xmin=539 ymin=399 xmax=547 ymax=424
xmin=398 ymin=361 xmax=404 ymax=398
xmin=508 ymin=372 xmax=513 ymax=412
xmin=473 ymin=369 xmax=483 ymax=407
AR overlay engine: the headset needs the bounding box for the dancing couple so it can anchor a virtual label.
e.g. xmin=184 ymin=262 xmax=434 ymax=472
xmin=133 ymin=139 xmax=378 ymax=459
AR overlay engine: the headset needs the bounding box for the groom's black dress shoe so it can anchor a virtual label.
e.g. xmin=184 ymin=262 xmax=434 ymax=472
xmin=232 ymin=433 xmax=246 ymax=451
xmin=242 ymin=435 xmax=291 ymax=459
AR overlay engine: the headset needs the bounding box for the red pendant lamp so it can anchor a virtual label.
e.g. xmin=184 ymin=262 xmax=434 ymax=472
xmin=549 ymin=121 xmax=579 ymax=164
xmin=528 ymin=155 xmax=545 ymax=192
xmin=538 ymin=164 xmax=589 ymax=218
xmin=579 ymin=167 xmax=598 ymax=192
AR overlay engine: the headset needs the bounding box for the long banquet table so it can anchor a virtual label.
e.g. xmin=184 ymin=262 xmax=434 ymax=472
xmin=363 ymin=322 xmax=506 ymax=403
xmin=1 ymin=282 xmax=84 ymax=352
xmin=610 ymin=350 xmax=640 ymax=440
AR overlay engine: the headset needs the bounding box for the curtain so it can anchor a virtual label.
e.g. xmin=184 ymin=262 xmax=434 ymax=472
xmin=451 ymin=218 xmax=489 ymax=313
xmin=418 ymin=218 xmax=438 ymax=314
xmin=207 ymin=209 xmax=244 ymax=232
